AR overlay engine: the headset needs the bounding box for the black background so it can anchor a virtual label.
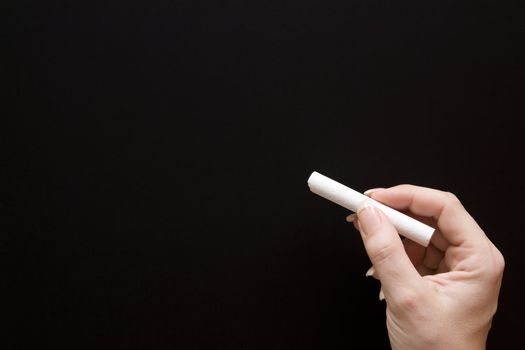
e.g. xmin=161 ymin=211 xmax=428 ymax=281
xmin=4 ymin=0 xmax=525 ymax=348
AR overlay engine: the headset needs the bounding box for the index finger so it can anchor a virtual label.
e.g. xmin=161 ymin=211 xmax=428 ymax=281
xmin=369 ymin=185 xmax=486 ymax=247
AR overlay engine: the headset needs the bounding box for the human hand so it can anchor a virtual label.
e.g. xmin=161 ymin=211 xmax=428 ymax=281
xmin=347 ymin=185 xmax=504 ymax=350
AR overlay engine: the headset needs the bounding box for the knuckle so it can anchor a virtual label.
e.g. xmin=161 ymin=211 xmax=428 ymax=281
xmin=398 ymin=184 xmax=417 ymax=192
xmin=398 ymin=184 xmax=413 ymax=189
xmin=369 ymin=241 xmax=397 ymax=266
xmin=443 ymin=191 xmax=461 ymax=204
xmin=481 ymin=244 xmax=505 ymax=281
xmin=392 ymin=290 xmax=421 ymax=314
xmin=493 ymin=249 xmax=505 ymax=276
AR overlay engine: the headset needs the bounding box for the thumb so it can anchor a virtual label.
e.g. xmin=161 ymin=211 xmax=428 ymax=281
xmin=357 ymin=199 xmax=423 ymax=302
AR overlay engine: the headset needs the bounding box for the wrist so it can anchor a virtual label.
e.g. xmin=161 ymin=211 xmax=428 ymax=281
xmin=389 ymin=325 xmax=488 ymax=350
xmin=430 ymin=329 xmax=488 ymax=350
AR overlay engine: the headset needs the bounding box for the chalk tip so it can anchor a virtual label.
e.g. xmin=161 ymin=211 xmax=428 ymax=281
xmin=307 ymin=171 xmax=320 ymax=185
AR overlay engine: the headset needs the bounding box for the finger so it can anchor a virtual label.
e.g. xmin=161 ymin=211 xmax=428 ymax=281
xmin=379 ymin=287 xmax=385 ymax=301
xmin=346 ymin=213 xmax=357 ymax=224
xmin=430 ymin=229 xmax=450 ymax=252
xmin=422 ymin=243 xmax=444 ymax=270
xmin=417 ymin=265 xmax=435 ymax=276
xmin=365 ymin=265 xmax=379 ymax=280
xmin=356 ymin=200 xmax=423 ymax=300
xmin=368 ymin=185 xmax=485 ymax=247
xmin=346 ymin=214 xmax=361 ymax=231
xmin=436 ymin=258 xmax=449 ymax=274
xmin=403 ymin=238 xmax=425 ymax=267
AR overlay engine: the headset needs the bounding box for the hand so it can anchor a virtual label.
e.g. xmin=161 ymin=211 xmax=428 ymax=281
xmin=348 ymin=185 xmax=504 ymax=350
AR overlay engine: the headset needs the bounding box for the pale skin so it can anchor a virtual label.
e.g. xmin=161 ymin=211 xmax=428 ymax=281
xmin=346 ymin=185 xmax=504 ymax=350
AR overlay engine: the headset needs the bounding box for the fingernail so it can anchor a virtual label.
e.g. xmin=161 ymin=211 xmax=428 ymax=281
xmin=356 ymin=199 xmax=381 ymax=235
xmin=357 ymin=199 xmax=376 ymax=214
xmin=379 ymin=288 xmax=385 ymax=301
xmin=364 ymin=188 xmax=384 ymax=197
xmin=346 ymin=213 xmax=357 ymax=222
xmin=365 ymin=266 xmax=375 ymax=277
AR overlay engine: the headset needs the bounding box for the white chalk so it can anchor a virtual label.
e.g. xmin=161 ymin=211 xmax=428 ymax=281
xmin=307 ymin=171 xmax=434 ymax=247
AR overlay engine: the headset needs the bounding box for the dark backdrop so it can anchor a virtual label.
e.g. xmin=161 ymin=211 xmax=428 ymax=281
xmin=4 ymin=0 xmax=525 ymax=348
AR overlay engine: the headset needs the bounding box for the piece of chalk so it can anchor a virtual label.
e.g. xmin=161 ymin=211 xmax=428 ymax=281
xmin=307 ymin=171 xmax=434 ymax=247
